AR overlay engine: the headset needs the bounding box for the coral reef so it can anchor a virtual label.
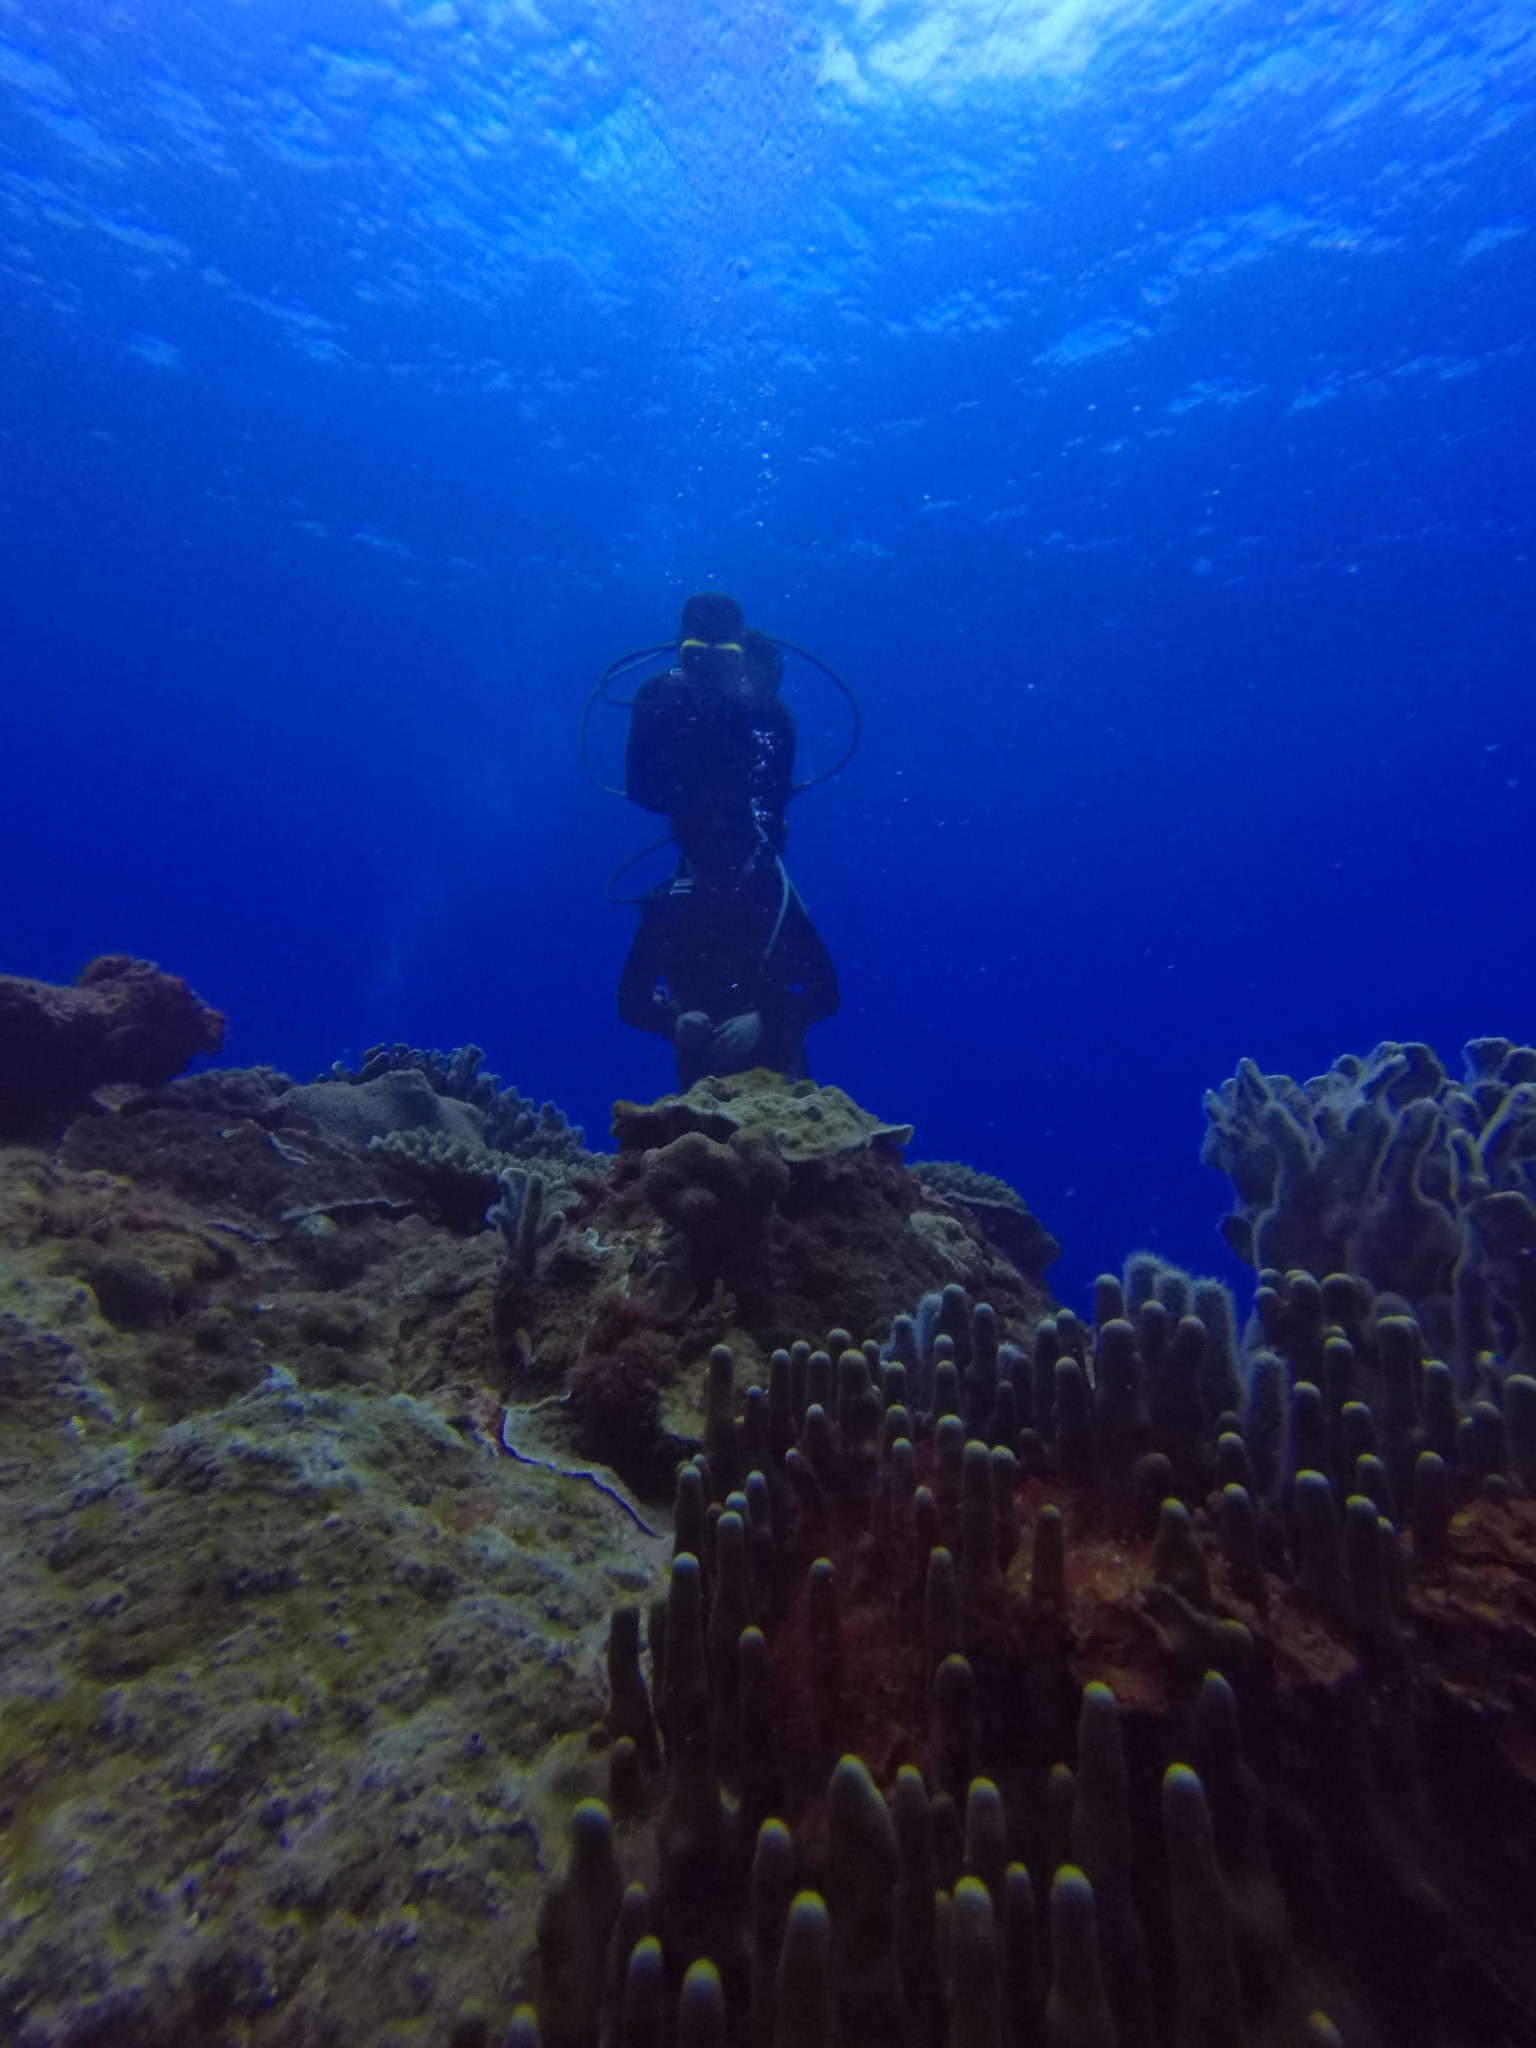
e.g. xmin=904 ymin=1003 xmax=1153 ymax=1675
xmin=1202 ymin=1039 xmax=1536 ymax=1375
xmin=490 ymin=1167 xmax=575 ymax=1277
xmin=610 ymin=1069 xmax=913 ymax=1162
xmin=321 ymin=1042 xmax=589 ymax=1163
xmin=0 ymin=1048 xmax=1056 ymax=2039
xmin=910 ymin=1158 xmax=1062 ymax=1283
xmin=417 ymin=1068 xmax=1054 ymax=1495
xmin=0 ymin=1051 xmax=1052 ymax=2047
xmin=518 ymin=1272 xmax=1536 ymax=2048
xmin=548 ymin=1073 xmax=1049 ymax=1474
xmin=12 ymin=990 xmax=1536 ymax=2048
xmin=0 ymin=956 xmax=225 ymax=1141
xmin=369 ymin=1131 xmax=582 ymax=1238
xmin=280 ymin=1050 xmax=599 ymax=1241
xmin=280 ymin=1070 xmax=492 ymax=1151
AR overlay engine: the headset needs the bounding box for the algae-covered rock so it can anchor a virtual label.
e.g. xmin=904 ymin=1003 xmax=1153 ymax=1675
xmin=0 ymin=1049 xmax=1059 ymax=2045
xmin=0 ymin=956 xmax=226 ymax=1141
xmin=0 ymin=1081 xmax=668 ymax=2043
xmin=0 ymin=1370 xmax=663 ymax=2047
xmin=642 ymin=1128 xmax=792 ymax=1270
xmin=610 ymin=1069 xmax=913 ymax=1163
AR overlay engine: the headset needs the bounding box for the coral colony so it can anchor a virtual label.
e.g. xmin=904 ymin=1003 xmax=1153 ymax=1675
xmin=3 ymin=963 xmax=1536 ymax=2047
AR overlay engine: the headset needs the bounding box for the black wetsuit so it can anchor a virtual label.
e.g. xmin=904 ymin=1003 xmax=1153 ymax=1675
xmin=625 ymin=669 xmax=796 ymax=873
xmin=617 ymin=863 xmax=839 ymax=1090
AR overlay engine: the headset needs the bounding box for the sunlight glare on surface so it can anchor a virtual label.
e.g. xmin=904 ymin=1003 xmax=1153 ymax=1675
xmin=820 ymin=0 xmax=1164 ymax=98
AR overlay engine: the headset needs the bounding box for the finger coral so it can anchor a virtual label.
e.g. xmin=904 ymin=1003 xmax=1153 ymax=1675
xmin=1202 ymin=1039 xmax=1536 ymax=1376
xmin=518 ymin=1279 xmax=1536 ymax=2048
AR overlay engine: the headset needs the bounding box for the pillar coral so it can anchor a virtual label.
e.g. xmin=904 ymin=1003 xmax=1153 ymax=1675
xmin=524 ymin=1275 xmax=1536 ymax=2048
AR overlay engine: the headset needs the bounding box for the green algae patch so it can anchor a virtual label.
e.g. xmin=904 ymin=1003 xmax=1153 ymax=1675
xmin=0 ymin=1318 xmax=665 ymax=2045
xmin=0 ymin=1682 xmax=122 ymax=1874
xmin=0 ymin=1680 xmax=114 ymax=1773
xmin=0 ymin=1092 xmax=685 ymax=2046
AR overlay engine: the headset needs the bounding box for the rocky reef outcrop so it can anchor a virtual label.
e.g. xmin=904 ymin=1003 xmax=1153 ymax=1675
xmin=0 ymin=956 xmax=226 ymax=1141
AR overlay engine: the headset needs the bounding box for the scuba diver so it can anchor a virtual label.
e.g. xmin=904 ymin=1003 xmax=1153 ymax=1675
xmin=616 ymin=855 xmax=839 ymax=1090
xmin=591 ymin=591 xmax=855 ymax=1090
xmin=624 ymin=593 xmax=795 ymax=873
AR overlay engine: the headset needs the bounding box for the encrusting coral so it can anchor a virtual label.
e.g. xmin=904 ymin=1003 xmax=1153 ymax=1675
xmin=369 ymin=1132 xmax=586 ymax=1238
xmin=367 ymin=1128 xmax=513 ymax=1229
xmin=909 ymin=1160 xmax=1062 ymax=1285
xmin=640 ymin=1129 xmax=793 ymax=1285
xmin=608 ymin=1069 xmax=914 ymax=1163
xmin=277 ymin=1044 xmax=598 ymax=1241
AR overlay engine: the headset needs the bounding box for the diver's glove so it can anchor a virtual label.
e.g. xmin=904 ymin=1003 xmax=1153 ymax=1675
xmin=674 ymin=1011 xmax=713 ymax=1052
xmin=710 ymin=1012 xmax=764 ymax=1064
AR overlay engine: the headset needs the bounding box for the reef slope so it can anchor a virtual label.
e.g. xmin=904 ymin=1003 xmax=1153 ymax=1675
xmin=0 ymin=1055 xmax=1048 ymax=2046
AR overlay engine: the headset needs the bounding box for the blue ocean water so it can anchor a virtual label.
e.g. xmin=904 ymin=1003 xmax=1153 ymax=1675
xmin=4 ymin=0 xmax=1533 ymax=1311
